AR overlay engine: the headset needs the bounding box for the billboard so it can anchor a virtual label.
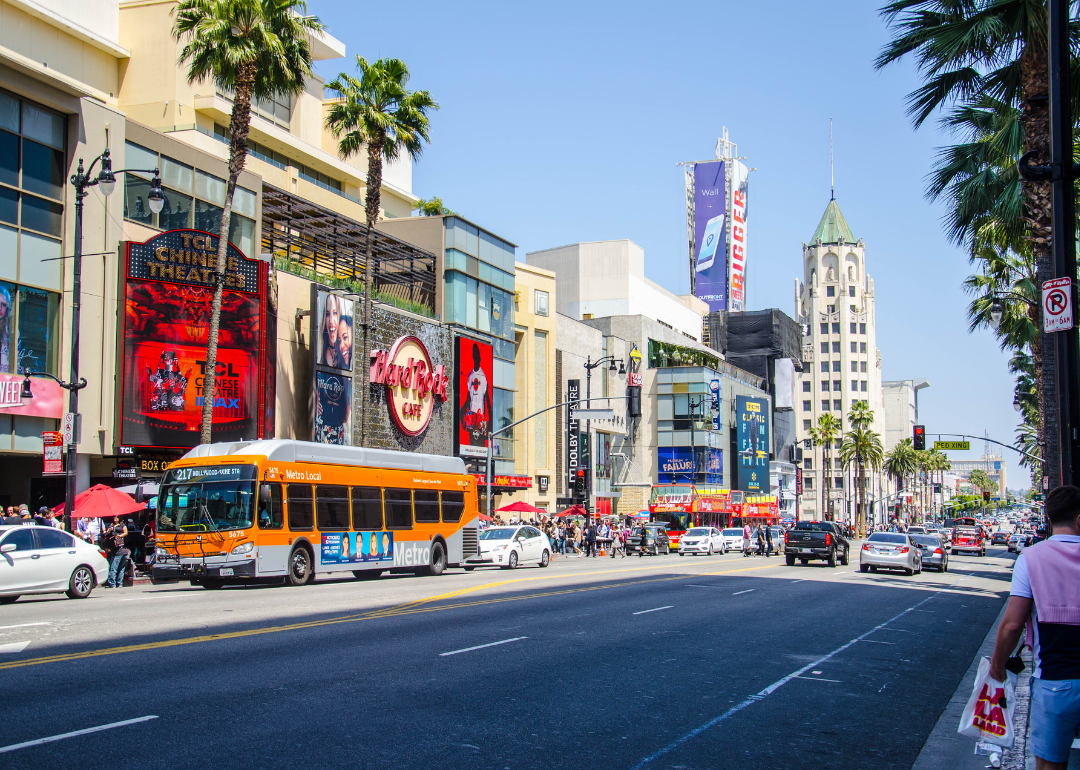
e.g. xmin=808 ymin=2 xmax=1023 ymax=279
xmin=736 ymin=395 xmax=770 ymax=493
xmin=658 ymin=446 xmax=723 ymax=484
xmin=455 ymin=336 xmax=493 ymax=458
xmin=728 ymin=161 xmax=749 ymax=312
xmin=120 ymin=230 xmax=265 ymax=448
xmin=311 ymin=287 xmax=356 ymax=446
xmin=692 ymin=161 xmax=728 ymax=312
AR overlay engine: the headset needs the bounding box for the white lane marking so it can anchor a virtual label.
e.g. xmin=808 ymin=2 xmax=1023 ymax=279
xmin=628 ymin=591 xmax=942 ymax=770
xmin=0 ymin=715 xmax=159 ymax=754
xmin=859 ymin=640 xmax=896 ymax=645
xmin=732 ymin=589 xmax=755 ymax=595
xmin=790 ymin=579 xmax=807 ymax=584
xmin=0 ymin=641 xmax=30 ymax=653
xmin=439 ymin=637 xmax=527 ymax=657
xmin=793 ymin=675 xmax=842 ymax=683
xmin=833 ymin=571 xmax=848 ymax=575
xmin=811 ymin=670 xmax=823 ymax=674
xmin=0 ymin=622 xmax=48 ymax=630
xmin=685 ymin=585 xmax=714 ymax=588
xmin=633 ymin=606 xmax=674 ymax=615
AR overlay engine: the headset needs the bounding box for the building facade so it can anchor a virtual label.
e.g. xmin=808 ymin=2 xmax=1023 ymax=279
xmin=882 ymin=378 xmax=929 ymax=452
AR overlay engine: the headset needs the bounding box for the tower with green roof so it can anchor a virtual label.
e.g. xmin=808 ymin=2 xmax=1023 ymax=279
xmin=794 ymin=196 xmax=883 ymax=522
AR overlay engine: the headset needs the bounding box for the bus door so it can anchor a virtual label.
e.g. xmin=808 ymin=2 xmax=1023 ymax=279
xmin=257 ymin=481 xmax=288 ymax=575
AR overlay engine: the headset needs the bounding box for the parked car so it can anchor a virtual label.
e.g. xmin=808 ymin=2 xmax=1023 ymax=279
xmin=784 ymin=521 xmax=850 ymax=567
xmin=991 ymin=532 xmax=1010 ymax=546
xmin=626 ymin=524 xmax=671 ymax=555
xmin=720 ymin=528 xmax=745 ymax=552
xmin=463 ymin=525 xmax=551 ymax=570
xmin=910 ymin=534 xmax=948 ymax=572
xmin=0 ymin=525 xmax=110 ymax=603
xmin=859 ymin=532 xmax=923 ymax=576
xmin=678 ymin=527 xmax=727 ymax=556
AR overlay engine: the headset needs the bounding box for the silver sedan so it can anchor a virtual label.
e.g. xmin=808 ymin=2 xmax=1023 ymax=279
xmin=910 ymin=534 xmax=948 ymax=572
xmin=859 ymin=532 xmax=922 ymax=576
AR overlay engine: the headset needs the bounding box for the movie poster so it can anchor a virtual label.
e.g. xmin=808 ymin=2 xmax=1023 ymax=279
xmin=315 ymin=290 xmax=354 ymax=371
xmin=455 ymin=336 xmax=493 ymax=458
xmin=121 ymin=230 xmax=263 ymax=448
xmin=315 ymin=371 xmax=351 ymax=445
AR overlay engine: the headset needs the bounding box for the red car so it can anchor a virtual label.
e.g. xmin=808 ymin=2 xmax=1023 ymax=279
xmin=950 ymin=525 xmax=986 ymax=557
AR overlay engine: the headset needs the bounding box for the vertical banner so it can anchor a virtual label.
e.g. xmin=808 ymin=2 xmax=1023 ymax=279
xmin=456 ymin=336 xmax=493 ymax=458
xmin=736 ymin=395 xmax=770 ymax=493
xmin=567 ymin=379 xmax=581 ymax=491
xmin=692 ymin=161 xmax=728 ymax=312
xmin=42 ymin=431 xmax=63 ymax=474
xmin=312 ymin=286 xmax=355 ymax=446
xmin=728 ymin=161 xmax=749 ymax=312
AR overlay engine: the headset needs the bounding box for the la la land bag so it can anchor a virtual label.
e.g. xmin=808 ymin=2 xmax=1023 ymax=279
xmin=958 ymin=657 xmax=1017 ymax=747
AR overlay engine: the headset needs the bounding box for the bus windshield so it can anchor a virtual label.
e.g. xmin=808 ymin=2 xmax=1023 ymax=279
xmin=650 ymin=486 xmax=692 ymax=504
xmin=156 ymin=465 xmax=257 ymax=533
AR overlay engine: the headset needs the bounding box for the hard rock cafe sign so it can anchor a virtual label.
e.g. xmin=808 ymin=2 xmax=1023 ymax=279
xmin=369 ymin=336 xmax=448 ymax=436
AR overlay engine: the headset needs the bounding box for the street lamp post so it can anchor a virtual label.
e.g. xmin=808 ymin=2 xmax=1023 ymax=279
xmin=36 ymin=149 xmax=163 ymax=530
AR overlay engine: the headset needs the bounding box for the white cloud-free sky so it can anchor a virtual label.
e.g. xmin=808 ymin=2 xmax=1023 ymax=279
xmin=315 ymin=0 xmax=1027 ymax=490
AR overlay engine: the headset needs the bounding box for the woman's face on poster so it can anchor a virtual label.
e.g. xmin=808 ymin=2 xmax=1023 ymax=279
xmin=337 ymin=320 xmax=352 ymax=362
xmin=323 ymin=295 xmax=340 ymax=345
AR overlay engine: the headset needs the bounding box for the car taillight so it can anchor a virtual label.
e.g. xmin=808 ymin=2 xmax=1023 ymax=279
xmin=825 ymin=533 xmax=831 ymax=546
xmin=934 ymin=548 xmax=943 ymax=554
xmin=862 ymin=543 xmax=870 ymax=550
xmin=899 ymin=546 xmax=909 ymax=553
xmin=98 ymin=549 xmax=107 ymax=559
xmin=784 ymin=532 xmax=789 ymax=544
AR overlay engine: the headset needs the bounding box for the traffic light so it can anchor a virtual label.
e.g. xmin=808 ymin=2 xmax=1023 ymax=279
xmin=913 ymin=425 xmax=926 ymax=450
xmin=574 ymin=469 xmax=586 ymax=498
xmin=983 ymin=491 xmax=991 ymax=503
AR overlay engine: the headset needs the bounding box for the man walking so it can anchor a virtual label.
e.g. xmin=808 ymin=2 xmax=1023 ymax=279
xmin=990 ymin=485 xmax=1080 ymax=770
xmin=585 ymin=521 xmax=597 ymax=557
xmin=765 ymin=524 xmax=774 ymax=558
xmin=742 ymin=521 xmax=752 ymax=557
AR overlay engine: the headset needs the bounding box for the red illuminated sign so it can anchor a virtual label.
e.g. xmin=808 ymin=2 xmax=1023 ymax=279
xmin=472 ymin=474 xmax=532 ymax=489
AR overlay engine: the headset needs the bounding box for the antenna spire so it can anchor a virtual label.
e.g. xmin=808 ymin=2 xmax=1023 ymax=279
xmin=830 ymin=118 xmax=834 ymax=201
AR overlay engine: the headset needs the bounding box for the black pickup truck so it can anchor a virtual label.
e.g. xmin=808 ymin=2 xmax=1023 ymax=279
xmin=784 ymin=521 xmax=850 ymax=567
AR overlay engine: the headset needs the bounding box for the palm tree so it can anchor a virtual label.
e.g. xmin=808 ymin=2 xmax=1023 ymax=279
xmin=839 ymin=422 xmax=884 ymax=538
xmin=810 ymin=414 xmax=843 ymax=521
xmin=173 ymin=0 xmax=324 ymax=443
xmin=884 ymin=438 xmax=917 ymax=522
xmin=326 ymin=57 xmax=437 ymax=443
xmin=414 ymin=196 xmax=456 ymax=216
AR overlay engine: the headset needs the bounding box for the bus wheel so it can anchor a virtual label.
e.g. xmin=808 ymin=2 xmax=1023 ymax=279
xmin=353 ymin=570 xmax=383 ymax=580
xmin=287 ymin=547 xmax=312 ymax=586
xmin=201 ymin=580 xmax=224 ymax=590
xmin=417 ymin=542 xmax=447 ymax=577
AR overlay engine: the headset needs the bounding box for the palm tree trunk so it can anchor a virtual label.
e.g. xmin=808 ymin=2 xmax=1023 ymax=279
xmin=359 ymin=136 xmax=385 ymax=446
xmin=200 ymin=61 xmax=255 ymax=445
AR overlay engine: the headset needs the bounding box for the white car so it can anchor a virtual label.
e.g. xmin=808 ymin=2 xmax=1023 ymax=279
xmin=679 ymin=527 xmax=728 ymax=556
xmin=0 ymin=525 xmax=110 ymax=603
xmin=720 ymin=528 xmax=746 ymax=552
xmin=464 ymin=525 xmax=551 ymax=570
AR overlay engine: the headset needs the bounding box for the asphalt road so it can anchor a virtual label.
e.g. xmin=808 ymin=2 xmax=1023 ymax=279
xmin=0 ymin=544 xmax=1015 ymax=770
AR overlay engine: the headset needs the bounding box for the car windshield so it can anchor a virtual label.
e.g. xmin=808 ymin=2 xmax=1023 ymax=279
xmin=911 ymin=535 xmax=940 ymax=547
xmin=722 ymin=529 xmax=743 ymax=537
xmin=480 ymin=528 xmax=515 ymax=540
xmin=156 ymin=465 xmax=257 ymax=533
xmin=868 ymin=533 xmax=907 ymax=544
xmin=686 ymin=528 xmax=709 ymax=536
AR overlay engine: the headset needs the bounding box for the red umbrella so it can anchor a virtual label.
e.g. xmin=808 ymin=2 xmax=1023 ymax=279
xmin=52 ymin=484 xmax=147 ymax=519
xmin=478 ymin=513 xmax=495 ymax=522
xmin=496 ymin=501 xmax=544 ymax=515
xmin=555 ymin=504 xmax=587 ymax=518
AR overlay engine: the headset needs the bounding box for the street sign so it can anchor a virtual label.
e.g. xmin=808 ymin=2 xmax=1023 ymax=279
xmin=62 ymin=412 xmax=77 ymax=445
xmin=571 ymin=409 xmax=615 ymax=420
xmin=42 ymin=431 xmax=63 ymax=475
xmin=933 ymin=441 xmax=970 ymax=451
xmin=1042 ymin=277 xmax=1074 ymax=332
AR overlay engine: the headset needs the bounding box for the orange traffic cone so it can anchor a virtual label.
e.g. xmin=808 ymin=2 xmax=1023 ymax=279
xmin=601 ymin=546 xmax=606 ymax=556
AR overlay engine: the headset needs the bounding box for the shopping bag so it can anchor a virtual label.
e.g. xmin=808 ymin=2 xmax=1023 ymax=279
xmin=958 ymin=657 xmax=1017 ymax=747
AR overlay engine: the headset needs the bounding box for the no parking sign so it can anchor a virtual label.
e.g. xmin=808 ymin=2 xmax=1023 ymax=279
xmin=1043 ymin=277 xmax=1074 ymax=333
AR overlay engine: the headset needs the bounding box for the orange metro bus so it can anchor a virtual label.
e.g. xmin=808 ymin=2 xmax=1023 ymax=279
xmin=152 ymin=439 xmax=479 ymax=588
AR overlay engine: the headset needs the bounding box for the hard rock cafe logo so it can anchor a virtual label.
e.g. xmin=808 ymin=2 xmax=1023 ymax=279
xmin=369 ymin=336 xmax=448 ymax=437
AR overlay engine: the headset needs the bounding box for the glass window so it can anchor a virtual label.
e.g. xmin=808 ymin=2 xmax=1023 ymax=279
xmin=0 ymin=528 xmax=34 ymax=551
xmin=493 ymin=387 xmax=514 ymax=460
xmin=535 ymin=289 xmax=549 ymax=316
xmin=202 ymin=481 xmax=256 ymax=530
xmin=159 ymin=188 xmax=192 ymax=230
xmin=861 ymin=380 xmax=868 ymax=392
xmin=833 ymin=380 xmax=841 ymax=391
xmin=258 ymin=483 xmax=283 ymax=529
xmin=477 ymin=281 xmax=490 ymax=333
xmin=351 ymin=486 xmax=383 ymax=530
xmin=17 ymin=286 xmax=58 ymax=374
xmin=20 ymin=140 xmax=63 ymax=200
xmin=0 ymin=186 xmax=15 ymax=225
xmin=385 ymin=489 xmax=412 ymax=529
xmin=860 ymin=342 xmax=867 ymax=353
xmin=803 ymin=419 xmax=811 ymax=430
xmin=414 ymin=490 xmax=440 ymax=523
xmin=850 ymin=341 xmax=857 ymax=353
xmin=850 ymin=322 xmax=857 ymax=334
xmin=804 ymin=477 xmax=813 ymax=490
xmin=124 ymin=142 xmax=158 ymax=179
xmin=832 ymin=361 xmax=841 ymax=372
xmin=835 ymin=477 xmax=844 ymax=489
xmin=21 ymin=194 xmax=62 ymax=237
xmin=826 ymin=285 xmax=835 ymax=297
xmin=491 ymin=288 xmax=513 ymax=340
xmin=803 ymin=400 xmax=811 ymax=411
xmin=860 ymin=323 xmax=866 ymax=335
xmin=20 ymin=104 xmax=63 ymax=149
xmin=851 ymin=380 xmax=857 ymax=392
xmin=465 ymin=276 xmax=477 ymax=328
xmin=233 ymin=186 xmax=257 ymax=219
xmin=193 ymin=199 xmax=223 ymax=234
xmin=821 ymin=380 xmax=829 ymax=391
xmin=160 ymin=156 xmax=193 ymax=193
xmin=802 ymin=381 xmax=811 ymax=392
xmin=819 ymin=322 xmax=828 ymax=334
xmin=849 ymin=285 xmax=856 ymax=297
xmin=465 ymin=223 xmax=479 ymax=256
xmin=850 ymin=361 xmax=857 ymax=373
xmin=0 ymin=281 xmax=11 ymax=372
xmin=819 ymin=342 xmax=827 ymax=354
xmin=195 ymin=170 xmax=226 ymax=206
xmin=316 ymin=485 xmax=350 ymax=530
xmin=445 ymin=249 xmax=466 ymax=272
xmin=831 ymin=323 xmax=840 ymax=334
xmin=35 ymin=528 xmax=73 ymax=549
xmin=819 ymin=361 xmax=828 ymax=373
xmin=831 ymin=342 xmax=840 ymax=354
xmin=833 ymin=399 xmax=842 ymax=411
xmin=0 ymin=130 xmax=17 ymax=187
xmin=441 ymin=491 xmax=464 ymax=523
xmin=123 ymin=176 xmax=155 ymax=227
xmin=287 ymin=484 xmax=314 ymax=531
xmin=18 ymin=231 xmax=60 ymax=290
xmin=0 ymin=92 xmax=17 ymax=133
xmin=229 ymin=214 xmax=255 ymax=259
xmin=850 ymin=305 xmax=857 ymax=313
xmin=821 ymin=400 xmax=829 ymax=411
xmin=860 ymin=361 xmax=867 ymax=373
xmin=478 ymin=260 xmax=491 ymax=286
xmin=804 ymin=457 xmax=812 ymax=469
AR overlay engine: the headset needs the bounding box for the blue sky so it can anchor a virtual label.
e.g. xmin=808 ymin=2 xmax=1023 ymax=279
xmin=315 ymin=0 xmax=1027 ymax=491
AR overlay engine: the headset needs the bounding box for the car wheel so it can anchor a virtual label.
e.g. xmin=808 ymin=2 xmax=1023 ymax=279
xmin=540 ymin=549 xmax=551 ymax=568
xmin=950 ymin=549 xmax=957 ymax=556
xmin=665 ymin=543 xmax=671 ymax=555
xmin=800 ymin=559 xmax=809 ymax=565
xmin=66 ymin=565 xmax=94 ymax=599
xmin=827 ymin=549 xmax=837 ymax=568
xmin=840 ymin=548 xmax=849 ymax=566
xmin=904 ymin=567 xmax=914 ymax=576
xmin=707 ymin=544 xmax=712 ymax=556
xmin=463 ymin=566 xmax=475 ymax=571
xmin=503 ymin=551 xmax=519 ymax=570
xmin=869 ymin=566 xmax=877 ymax=573
xmin=786 ymin=554 xmax=796 ymax=566
xmin=0 ymin=596 xmax=18 ymax=604
xmin=201 ymin=580 xmax=224 ymax=590
xmin=915 ymin=562 xmax=922 ymax=575
xmin=415 ymin=542 xmax=447 ymax=577
xmin=679 ymin=552 xmax=684 ymax=556
xmin=286 ymin=546 xmax=312 ymax=586
xmin=352 ymin=570 xmax=383 ymax=580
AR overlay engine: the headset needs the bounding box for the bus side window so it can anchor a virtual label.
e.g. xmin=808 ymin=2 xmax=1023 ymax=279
xmin=351 ymin=486 xmax=383 ymax=530
xmin=287 ymin=484 xmax=314 ymax=531
xmin=441 ymin=491 xmax=465 ymax=523
xmin=384 ymin=488 xmax=413 ymax=529
xmin=316 ymin=485 xmax=350 ymax=530
xmin=414 ymin=490 xmax=440 ymax=523
xmin=259 ymin=483 xmax=283 ymax=529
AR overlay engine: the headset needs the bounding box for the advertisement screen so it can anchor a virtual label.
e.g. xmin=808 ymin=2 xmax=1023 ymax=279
xmin=121 ymin=230 xmax=263 ymax=448
xmin=315 ymin=290 xmax=355 ymax=371
xmin=456 ymin=336 xmax=493 ymax=458
xmin=693 ymin=161 xmax=728 ymax=312
xmin=315 ymin=370 xmax=352 ymax=445
xmin=736 ymin=396 xmax=770 ymax=493
xmin=729 ymin=161 xmax=749 ymax=312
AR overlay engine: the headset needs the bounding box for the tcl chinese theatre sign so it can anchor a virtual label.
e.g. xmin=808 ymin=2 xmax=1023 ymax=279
xmin=370 ymin=336 xmax=448 ymax=436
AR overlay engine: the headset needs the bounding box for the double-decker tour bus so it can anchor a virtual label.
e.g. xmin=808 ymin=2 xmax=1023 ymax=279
xmin=649 ymin=485 xmax=734 ymax=547
xmin=153 ymin=439 xmax=479 ymax=588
